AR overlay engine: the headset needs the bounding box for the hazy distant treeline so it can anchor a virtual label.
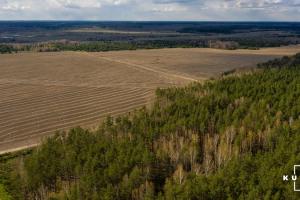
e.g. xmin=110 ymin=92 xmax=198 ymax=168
xmin=0 ymin=40 xmax=207 ymax=54
xmin=0 ymin=44 xmax=17 ymax=54
xmin=1 ymin=37 xmax=299 ymax=55
xmin=0 ymin=40 xmax=249 ymax=54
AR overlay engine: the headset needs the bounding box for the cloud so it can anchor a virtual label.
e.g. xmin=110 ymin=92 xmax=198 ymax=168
xmin=47 ymin=0 xmax=131 ymax=9
xmin=222 ymin=0 xmax=300 ymax=9
xmin=151 ymin=4 xmax=187 ymax=12
xmin=0 ymin=0 xmax=299 ymax=20
xmin=54 ymin=0 xmax=102 ymax=9
xmin=152 ymin=0 xmax=198 ymax=4
xmin=0 ymin=0 xmax=30 ymax=11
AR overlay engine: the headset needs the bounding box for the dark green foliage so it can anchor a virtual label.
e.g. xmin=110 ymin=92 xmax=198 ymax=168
xmin=3 ymin=54 xmax=300 ymax=199
xmin=53 ymin=40 xmax=206 ymax=52
xmin=0 ymin=40 xmax=206 ymax=54
xmin=258 ymin=53 xmax=300 ymax=69
xmin=0 ymin=44 xmax=16 ymax=54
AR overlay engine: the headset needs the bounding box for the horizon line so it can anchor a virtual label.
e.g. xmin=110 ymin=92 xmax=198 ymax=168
xmin=0 ymin=20 xmax=300 ymax=23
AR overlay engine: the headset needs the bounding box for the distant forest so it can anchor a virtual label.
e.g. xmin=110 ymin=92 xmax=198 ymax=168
xmin=1 ymin=21 xmax=300 ymax=34
xmin=0 ymin=38 xmax=294 ymax=54
xmin=0 ymin=41 xmax=209 ymax=54
xmin=1 ymin=54 xmax=300 ymax=199
xmin=1 ymin=21 xmax=300 ymax=52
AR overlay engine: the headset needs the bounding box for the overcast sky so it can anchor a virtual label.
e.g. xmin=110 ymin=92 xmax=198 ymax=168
xmin=0 ymin=0 xmax=299 ymax=21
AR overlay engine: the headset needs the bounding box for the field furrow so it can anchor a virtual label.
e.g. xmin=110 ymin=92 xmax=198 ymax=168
xmin=0 ymin=89 xmax=147 ymax=123
xmin=0 ymin=100 xmax=152 ymax=146
xmin=0 ymin=85 xmax=110 ymax=104
xmin=0 ymin=91 xmax=153 ymax=135
xmin=0 ymin=87 xmax=142 ymax=114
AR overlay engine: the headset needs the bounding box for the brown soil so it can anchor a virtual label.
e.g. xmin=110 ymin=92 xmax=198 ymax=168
xmin=0 ymin=46 xmax=299 ymax=154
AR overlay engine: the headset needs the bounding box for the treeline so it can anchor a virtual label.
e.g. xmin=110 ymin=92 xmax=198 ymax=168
xmin=0 ymin=44 xmax=17 ymax=54
xmin=1 ymin=39 xmax=297 ymax=55
xmin=177 ymin=22 xmax=300 ymax=34
xmin=258 ymin=53 xmax=300 ymax=69
xmin=0 ymin=40 xmax=207 ymax=54
xmin=53 ymin=40 xmax=206 ymax=52
xmin=0 ymin=40 xmax=261 ymax=54
xmin=2 ymin=55 xmax=300 ymax=199
xmin=31 ymin=40 xmax=300 ymax=51
xmin=233 ymin=37 xmax=299 ymax=48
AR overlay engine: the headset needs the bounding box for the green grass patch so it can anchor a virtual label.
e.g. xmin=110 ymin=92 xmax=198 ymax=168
xmin=0 ymin=184 xmax=11 ymax=200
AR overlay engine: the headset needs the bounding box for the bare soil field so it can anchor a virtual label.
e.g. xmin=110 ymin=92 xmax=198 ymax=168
xmin=0 ymin=46 xmax=300 ymax=154
xmin=98 ymin=46 xmax=300 ymax=77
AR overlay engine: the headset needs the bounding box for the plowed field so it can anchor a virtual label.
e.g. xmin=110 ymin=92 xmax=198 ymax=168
xmin=1 ymin=46 xmax=299 ymax=153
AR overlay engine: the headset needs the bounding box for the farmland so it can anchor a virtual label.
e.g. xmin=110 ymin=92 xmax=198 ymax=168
xmin=0 ymin=46 xmax=300 ymax=154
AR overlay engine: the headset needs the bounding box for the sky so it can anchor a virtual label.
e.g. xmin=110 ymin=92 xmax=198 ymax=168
xmin=0 ymin=0 xmax=300 ymax=21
